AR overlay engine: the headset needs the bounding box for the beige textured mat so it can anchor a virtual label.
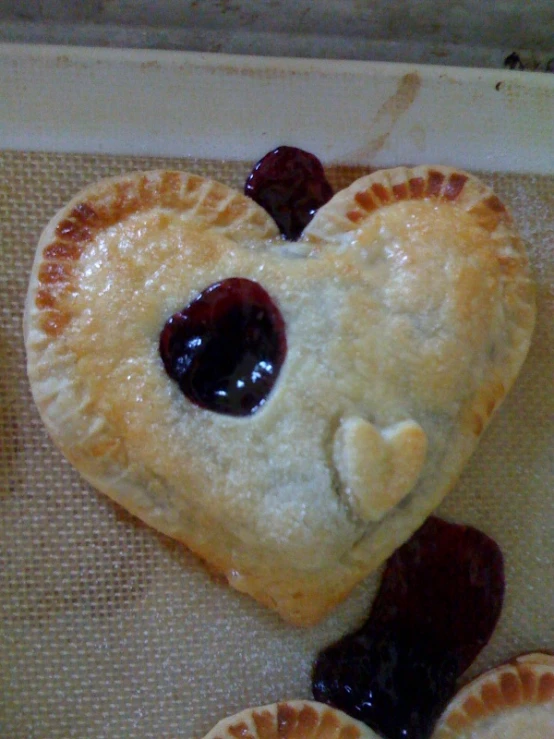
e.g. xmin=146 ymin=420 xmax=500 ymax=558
xmin=1 ymin=151 xmax=553 ymax=738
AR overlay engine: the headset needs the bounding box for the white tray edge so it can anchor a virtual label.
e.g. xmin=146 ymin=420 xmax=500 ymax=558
xmin=1 ymin=42 xmax=553 ymax=173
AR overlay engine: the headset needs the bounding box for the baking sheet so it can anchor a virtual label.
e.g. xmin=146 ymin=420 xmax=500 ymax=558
xmin=0 ymin=45 xmax=553 ymax=739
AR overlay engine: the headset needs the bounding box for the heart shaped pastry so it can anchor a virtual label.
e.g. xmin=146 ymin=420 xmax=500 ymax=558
xmin=24 ymin=165 xmax=535 ymax=625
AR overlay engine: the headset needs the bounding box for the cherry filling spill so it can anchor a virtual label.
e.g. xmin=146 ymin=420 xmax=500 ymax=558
xmin=159 ymin=278 xmax=287 ymax=417
xmin=245 ymin=146 xmax=334 ymax=240
xmin=312 ymin=517 xmax=505 ymax=739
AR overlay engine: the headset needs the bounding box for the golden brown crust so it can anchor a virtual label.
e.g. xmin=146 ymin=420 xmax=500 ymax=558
xmin=432 ymin=653 xmax=554 ymax=737
xmin=25 ymin=166 xmax=535 ymax=625
xmin=28 ymin=170 xmax=279 ymax=340
xmin=201 ymin=700 xmax=379 ymax=739
xmin=302 ymin=165 xmax=515 ymax=244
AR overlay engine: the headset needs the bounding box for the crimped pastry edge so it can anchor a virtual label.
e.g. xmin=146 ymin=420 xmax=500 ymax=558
xmin=201 ymin=700 xmax=379 ymax=739
xmin=431 ymin=652 xmax=554 ymax=737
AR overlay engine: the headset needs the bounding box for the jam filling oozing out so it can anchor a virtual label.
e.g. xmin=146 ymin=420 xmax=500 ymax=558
xmin=244 ymin=145 xmax=334 ymax=240
xmin=312 ymin=517 xmax=505 ymax=739
xmin=159 ymin=278 xmax=287 ymax=417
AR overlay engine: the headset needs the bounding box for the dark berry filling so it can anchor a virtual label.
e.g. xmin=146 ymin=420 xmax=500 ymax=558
xmin=312 ymin=517 xmax=505 ymax=739
xmin=244 ymin=146 xmax=334 ymax=240
xmin=159 ymin=278 xmax=286 ymax=416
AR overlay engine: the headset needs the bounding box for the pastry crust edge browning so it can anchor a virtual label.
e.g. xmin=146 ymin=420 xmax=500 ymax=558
xmin=432 ymin=653 xmax=554 ymax=737
xmin=201 ymin=700 xmax=379 ymax=739
xmin=24 ymin=169 xmax=280 ymax=342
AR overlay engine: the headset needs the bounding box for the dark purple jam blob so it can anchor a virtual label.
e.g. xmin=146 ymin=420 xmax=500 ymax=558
xmin=159 ymin=277 xmax=286 ymax=417
xmin=312 ymin=517 xmax=505 ymax=739
xmin=244 ymin=146 xmax=334 ymax=240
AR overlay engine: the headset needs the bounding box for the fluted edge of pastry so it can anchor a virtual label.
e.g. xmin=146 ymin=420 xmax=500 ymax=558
xmin=431 ymin=652 xmax=554 ymax=737
xmin=201 ymin=700 xmax=380 ymax=739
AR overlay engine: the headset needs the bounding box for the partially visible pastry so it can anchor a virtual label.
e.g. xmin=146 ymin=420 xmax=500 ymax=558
xmin=24 ymin=165 xmax=535 ymax=625
xmin=202 ymin=700 xmax=380 ymax=739
xmin=432 ymin=653 xmax=554 ymax=738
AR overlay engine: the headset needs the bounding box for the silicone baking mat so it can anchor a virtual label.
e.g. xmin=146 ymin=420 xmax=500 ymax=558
xmin=1 ymin=150 xmax=553 ymax=738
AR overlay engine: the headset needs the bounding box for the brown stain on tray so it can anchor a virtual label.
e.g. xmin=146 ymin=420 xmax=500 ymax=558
xmin=350 ymin=72 xmax=422 ymax=160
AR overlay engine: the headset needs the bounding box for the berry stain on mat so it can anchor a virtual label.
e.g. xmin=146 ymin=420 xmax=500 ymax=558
xmin=244 ymin=146 xmax=334 ymax=240
xmin=312 ymin=517 xmax=505 ymax=739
